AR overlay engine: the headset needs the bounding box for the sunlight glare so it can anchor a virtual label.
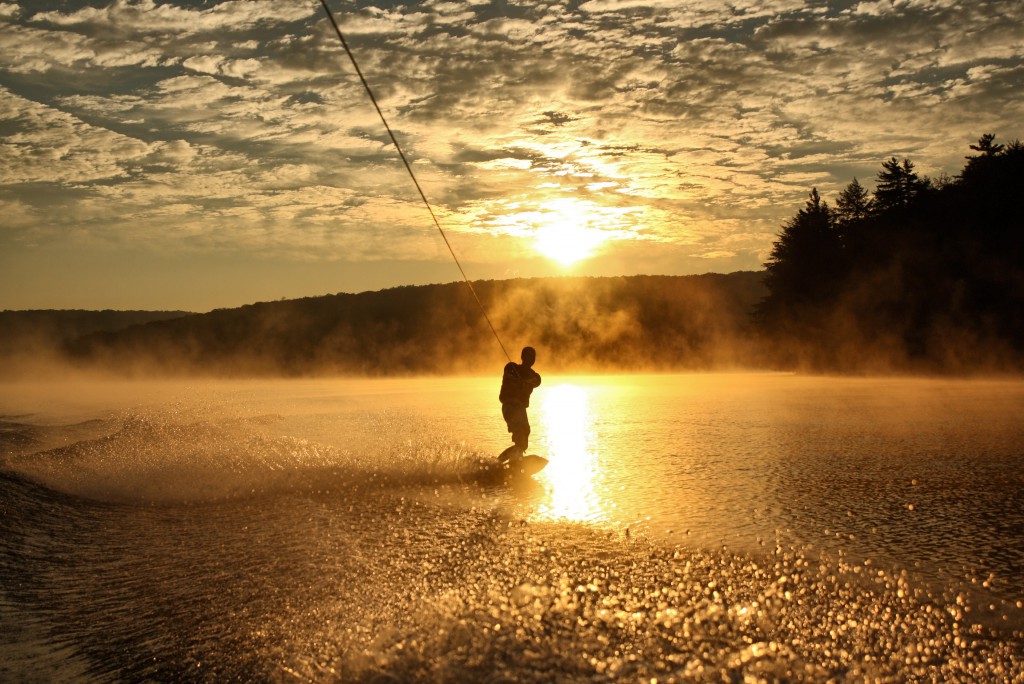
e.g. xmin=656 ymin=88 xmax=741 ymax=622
xmin=534 ymin=383 xmax=606 ymax=523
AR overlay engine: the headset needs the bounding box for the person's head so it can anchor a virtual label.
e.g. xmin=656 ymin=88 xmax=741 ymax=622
xmin=521 ymin=346 xmax=536 ymax=368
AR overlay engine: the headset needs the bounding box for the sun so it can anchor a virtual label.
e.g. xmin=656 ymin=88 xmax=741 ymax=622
xmin=534 ymin=222 xmax=607 ymax=265
xmin=530 ymin=199 xmax=610 ymax=265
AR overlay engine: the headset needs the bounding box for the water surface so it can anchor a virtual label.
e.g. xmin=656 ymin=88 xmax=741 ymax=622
xmin=2 ymin=373 xmax=1022 ymax=681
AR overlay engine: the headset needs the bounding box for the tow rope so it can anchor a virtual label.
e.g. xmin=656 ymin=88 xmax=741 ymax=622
xmin=319 ymin=0 xmax=513 ymax=363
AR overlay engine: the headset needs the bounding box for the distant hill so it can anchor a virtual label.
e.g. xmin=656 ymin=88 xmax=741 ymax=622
xmin=1 ymin=310 xmax=192 ymax=370
xmin=60 ymin=272 xmax=766 ymax=376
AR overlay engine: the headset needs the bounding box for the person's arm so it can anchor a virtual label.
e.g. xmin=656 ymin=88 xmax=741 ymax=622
xmin=504 ymin=362 xmax=521 ymax=382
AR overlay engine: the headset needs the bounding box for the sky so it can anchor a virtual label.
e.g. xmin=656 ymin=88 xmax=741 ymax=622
xmin=1 ymin=0 xmax=1022 ymax=312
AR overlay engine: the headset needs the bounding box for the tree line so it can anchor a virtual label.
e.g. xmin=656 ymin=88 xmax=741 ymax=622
xmin=0 ymin=309 xmax=190 ymax=378
xmin=756 ymin=135 xmax=1024 ymax=372
xmin=56 ymin=273 xmax=764 ymax=376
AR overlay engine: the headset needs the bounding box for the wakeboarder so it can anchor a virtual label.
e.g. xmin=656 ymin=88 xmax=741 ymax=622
xmin=498 ymin=346 xmax=542 ymax=463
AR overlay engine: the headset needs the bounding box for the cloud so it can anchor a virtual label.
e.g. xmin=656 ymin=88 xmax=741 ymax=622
xmin=0 ymin=18 xmax=97 ymax=73
xmin=0 ymin=87 xmax=154 ymax=184
xmin=0 ymin=0 xmax=1022 ymax=295
xmin=31 ymin=0 xmax=314 ymax=37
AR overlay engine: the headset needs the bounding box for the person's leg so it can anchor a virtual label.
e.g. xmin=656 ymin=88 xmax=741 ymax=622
xmin=512 ymin=419 xmax=531 ymax=452
xmin=500 ymin=404 xmax=529 ymax=461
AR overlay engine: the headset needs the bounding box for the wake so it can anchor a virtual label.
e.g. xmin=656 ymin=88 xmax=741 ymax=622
xmin=1 ymin=411 xmax=498 ymax=505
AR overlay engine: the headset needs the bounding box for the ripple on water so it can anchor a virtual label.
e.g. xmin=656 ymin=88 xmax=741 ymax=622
xmin=306 ymin=504 xmax=1024 ymax=683
xmin=9 ymin=463 xmax=1021 ymax=683
xmin=2 ymin=377 xmax=1022 ymax=681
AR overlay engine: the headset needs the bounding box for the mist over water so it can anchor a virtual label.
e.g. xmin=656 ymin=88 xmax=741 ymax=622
xmin=1 ymin=374 xmax=1022 ymax=681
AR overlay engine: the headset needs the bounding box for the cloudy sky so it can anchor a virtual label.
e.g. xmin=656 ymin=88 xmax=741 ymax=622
xmin=1 ymin=0 xmax=1021 ymax=311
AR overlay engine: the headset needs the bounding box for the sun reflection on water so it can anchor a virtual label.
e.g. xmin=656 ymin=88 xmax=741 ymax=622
xmin=533 ymin=383 xmax=607 ymax=523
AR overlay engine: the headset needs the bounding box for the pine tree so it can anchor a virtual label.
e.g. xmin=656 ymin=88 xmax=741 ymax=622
xmin=873 ymin=157 xmax=928 ymax=213
xmin=968 ymin=133 xmax=1004 ymax=157
xmin=759 ymin=188 xmax=844 ymax=324
xmin=834 ymin=177 xmax=871 ymax=224
xmin=963 ymin=133 xmax=1008 ymax=180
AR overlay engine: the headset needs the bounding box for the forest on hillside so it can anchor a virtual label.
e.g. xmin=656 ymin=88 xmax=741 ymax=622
xmin=0 ymin=310 xmax=190 ymax=372
xmin=756 ymin=135 xmax=1024 ymax=372
xmin=59 ymin=272 xmax=765 ymax=376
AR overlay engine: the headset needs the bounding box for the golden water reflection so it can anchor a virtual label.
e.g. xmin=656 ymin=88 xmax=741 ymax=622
xmin=533 ymin=383 xmax=608 ymax=523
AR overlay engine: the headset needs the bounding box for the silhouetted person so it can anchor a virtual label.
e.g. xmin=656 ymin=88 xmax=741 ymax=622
xmin=498 ymin=346 xmax=541 ymax=463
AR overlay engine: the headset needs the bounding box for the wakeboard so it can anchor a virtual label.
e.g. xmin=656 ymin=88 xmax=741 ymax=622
xmin=503 ymin=453 xmax=548 ymax=478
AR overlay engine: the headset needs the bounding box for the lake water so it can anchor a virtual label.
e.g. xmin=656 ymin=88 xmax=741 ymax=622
xmin=1 ymin=373 xmax=1022 ymax=680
